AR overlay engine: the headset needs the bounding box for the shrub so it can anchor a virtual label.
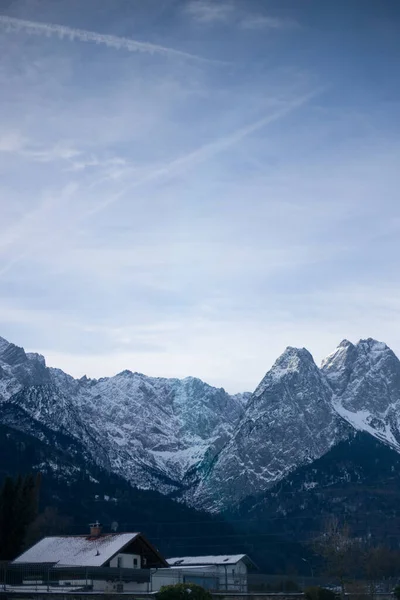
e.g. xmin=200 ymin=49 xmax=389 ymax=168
xmin=157 ymin=582 xmax=213 ymax=600
xmin=393 ymin=585 xmax=400 ymax=600
xmin=305 ymin=586 xmax=337 ymax=600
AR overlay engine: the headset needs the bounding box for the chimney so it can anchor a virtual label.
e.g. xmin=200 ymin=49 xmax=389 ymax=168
xmin=90 ymin=521 xmax=103 ymax=537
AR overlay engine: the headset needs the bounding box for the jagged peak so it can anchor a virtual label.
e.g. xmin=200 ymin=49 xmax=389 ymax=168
xmin=254 ymin=347 xmax=316 ymax=396
xmin=321 ymin=338 xmax=394 ymax=374
xmin=321 ymin=339 xmax=355 ymax=370
xmin=116 ymin=369 xmax=134 ymax=377
xmin=274 ymin=346 xmax=314 ymax=368
xmin=356 ymin=338 xmax=389 ymax=352
xmin=26 ymin=352 xmax=46 ymax=366
xmin=0 ymin=338 xmax=27 ymax=365
xmin=338 ymin=339 xmax=354 ymax=349
xmin=0 ymin=335 xmax=11 ymax=352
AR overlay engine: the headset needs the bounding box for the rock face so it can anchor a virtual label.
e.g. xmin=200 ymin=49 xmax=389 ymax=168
xmin=321 ymin=338 xmax=400 ymax=450
xmin=2 ymin=333 xmax=400 ymax=512
xmin=232 ymin=431 xmax=400 ymax=563
xmin=0 ymin=336 xmax=245 ymax=495
xmin=188 ymin=347 xmax=351 ymax=510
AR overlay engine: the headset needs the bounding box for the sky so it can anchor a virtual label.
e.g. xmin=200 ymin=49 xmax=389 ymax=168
xmin=0 ymin=0 xmax=400 ymax=393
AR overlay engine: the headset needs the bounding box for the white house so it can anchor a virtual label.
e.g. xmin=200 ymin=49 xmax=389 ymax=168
xmin=163 ymin=554 xmax=256 ymax=592
xmin=12 ymin=524 xmax=167 ymax=593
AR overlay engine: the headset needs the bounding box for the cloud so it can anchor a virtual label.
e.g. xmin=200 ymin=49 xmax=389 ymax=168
xmin=24 ymin=144 xmax=81 ymax=163
xmin=185 ymin=1 xmax=298 ymax=30
xmin=184 ymin=1 xmax=234 ymax=23
xmin=6 ymin=281 xmax=400 ymax=393
xmin=0 ymin=131 xmax=27 ymax=152
xmin=0 ymin=130 xmax=127 ymax=174
xmin=240 ymin=15 xmax=298 ymax=30
xmin=0 ymin=14 xmax=216 ymax=63
xmin=0 ymin=85 xmax=324 ymax=277
xmin=83 ymin=87 xmax=325 ymax=217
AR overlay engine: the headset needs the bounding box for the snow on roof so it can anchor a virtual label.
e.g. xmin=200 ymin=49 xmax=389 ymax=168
xmin=13 ymin=533 xmax=140 ymax=567
xmin=167 ymin=555 xmax=248 ymax=567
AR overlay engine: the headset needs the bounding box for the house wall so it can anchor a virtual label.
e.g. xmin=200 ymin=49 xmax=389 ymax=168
xmin=152 ymin=568 xmax=218 ymax=592
xmin=93 ymin=579 xmax=149 ymax=592
xmin=152 ymin=564 xmax=248 ymax=592
xmin=214 ymin=561 xmax=248 ymax=592
xmin=109 ymin=553 xmax=141 ymax=569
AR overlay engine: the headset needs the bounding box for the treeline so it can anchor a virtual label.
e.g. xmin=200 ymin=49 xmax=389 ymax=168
xmin=0 ymin=473 xmax=41 ymax=560
xmin=312 ymin=516 xmax=400 ymax=591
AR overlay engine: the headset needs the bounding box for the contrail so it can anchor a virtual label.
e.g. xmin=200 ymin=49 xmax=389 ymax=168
xmin=84 ymin=86 xmax=328 ymax=217
xmin=0 ymin=14 xmax=216 ymax=63
xmin=0 ymin=87 xmax=326 ymax=276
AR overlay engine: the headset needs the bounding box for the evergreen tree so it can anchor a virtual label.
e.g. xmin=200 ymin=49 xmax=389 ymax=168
xmin=0 ymin=476 xmax=16 ymax=559
xmin=0 ymin=474 xmax=41 ymax=560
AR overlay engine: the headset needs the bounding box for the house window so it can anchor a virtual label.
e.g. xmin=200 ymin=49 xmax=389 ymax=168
xmin=117 ymin=556 xmax=123 ymax=568
xmin=133 ymin=558 xmax=138 ymax=567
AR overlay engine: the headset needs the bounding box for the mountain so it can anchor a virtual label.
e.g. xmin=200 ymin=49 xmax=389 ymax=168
xmin=2 ymin=333 xmax=400 ymax=521
xmin=187 ymin=347 xmax=351 ymax=511
xmin=231 ymin=431 xmax=400 ymax=555
xmin=321 ymin=338 xmax=400 ymax=450
xmin=0 ymin=418 xmax=241 ymax=560
xmin=188 ymin=339 xmax=400 ymax=510
xmin=0 ymin=335 xmax=245 ymax=496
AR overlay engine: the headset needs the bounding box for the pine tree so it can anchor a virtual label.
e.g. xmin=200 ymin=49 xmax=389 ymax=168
xmin=0 ymin=476 xmax=16 ymax=559
xmin=0 ymin=474 xmax=41 ymax=560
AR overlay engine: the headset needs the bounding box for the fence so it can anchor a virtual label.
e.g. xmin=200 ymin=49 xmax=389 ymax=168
xmin=1 ymin=563 xmax=399 ymax=596
xmin=0 ymin=562 xmax=151 ymax=593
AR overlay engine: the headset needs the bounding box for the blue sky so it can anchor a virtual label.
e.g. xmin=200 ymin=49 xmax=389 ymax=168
xmin=0 ymin=0 xmax=400 ymax=392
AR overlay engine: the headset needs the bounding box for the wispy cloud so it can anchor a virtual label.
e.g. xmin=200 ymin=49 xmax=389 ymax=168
xmin=0 ymin=131 xmax=128 ymax=175
xmin=184 ymin=1 xmax=234 ymax=23
xmin=185 ymin=1 xmax=298 ymax=30
xmin=0 ymin=131 xmax=27 ymax=153
xmin=0 ymin=85 xmax=325 ymax=278
xmin=84 ymin=87 xmax=325 ymax=217
xmin=240 ymin=15 xmax=298 ymax=30
xmin=1 ymin=0 xmax=398 ymax=392
xmin=0 ymin=14 xmax=215 ymax=63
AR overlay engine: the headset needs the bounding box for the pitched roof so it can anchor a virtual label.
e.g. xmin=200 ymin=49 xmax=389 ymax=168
xmin=13 ymin=533 xmax=140 ymax=567
xmin=167 ymin=554 xmax=252 ymax=567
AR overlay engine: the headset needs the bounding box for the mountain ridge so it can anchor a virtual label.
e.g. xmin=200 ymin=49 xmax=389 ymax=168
xmin=2 ymin=334 xmax=400 ymax=512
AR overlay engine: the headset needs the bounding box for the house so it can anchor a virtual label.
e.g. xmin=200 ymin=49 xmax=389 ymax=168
xmin=161 ymin=554 xmax=256 ymax=591
xmin=11 ymin=523 xmax=167 ymax=593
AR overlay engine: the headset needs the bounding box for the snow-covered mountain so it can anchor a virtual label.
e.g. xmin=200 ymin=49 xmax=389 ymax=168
xmin=321 ymin=338 xmax=400 ymax=450
xmin=188 ymin=347 xmax=351 ymax=510
xmin=2 ymin=334 xmax=400 ymax=512
xmin=0 ymin=335 xmax=245 ymax=495
xmin=190 ymin=338 xmax=400 ymax=510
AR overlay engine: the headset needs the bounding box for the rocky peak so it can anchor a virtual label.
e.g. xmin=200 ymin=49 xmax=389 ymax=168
xmin=323 ymin=338 xmax=400 ymax=411
xmin=355 ymin=338 xmax=392 ymax=365
xmin=0 ymin=339 xmax=28 ymax=366
xmin=189 ymin=344 xmax=348 ymax=511
xmin=321 ymin=339 xmax=357 ymax=395
xmin=0 ymin=336 xmax=10 ymax=353
xmin=254 ymin=346 xmax=321 ymax=399
xmin=26 ymin=352 xmax=46 ymax=366
xmin=321 ymin=338 xmax=400 ymax=450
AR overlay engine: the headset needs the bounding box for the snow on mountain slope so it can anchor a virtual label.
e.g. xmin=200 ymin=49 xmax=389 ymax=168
xmin=3 ymin=333 xmax=400 ymax=512
xmin=188 ymin=347 xmax=351 ymax=511
xmin=0 ymin=336 xmax=245 ymax=493
xmin=64 ymin=371 xmax=245 ymax=491
xmin=322 ymin=338 xmax=400 ymax=450
xmin=0 ymin=336 xmax=50 ymax=399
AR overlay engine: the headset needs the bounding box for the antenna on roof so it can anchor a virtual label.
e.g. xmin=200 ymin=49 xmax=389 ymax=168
xmin=111 ymin=521 xmax=119 ymax=532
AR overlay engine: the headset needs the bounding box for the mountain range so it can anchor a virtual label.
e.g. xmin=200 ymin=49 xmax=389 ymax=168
xmin=2 ymin=333 xmax=400 ymax=556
